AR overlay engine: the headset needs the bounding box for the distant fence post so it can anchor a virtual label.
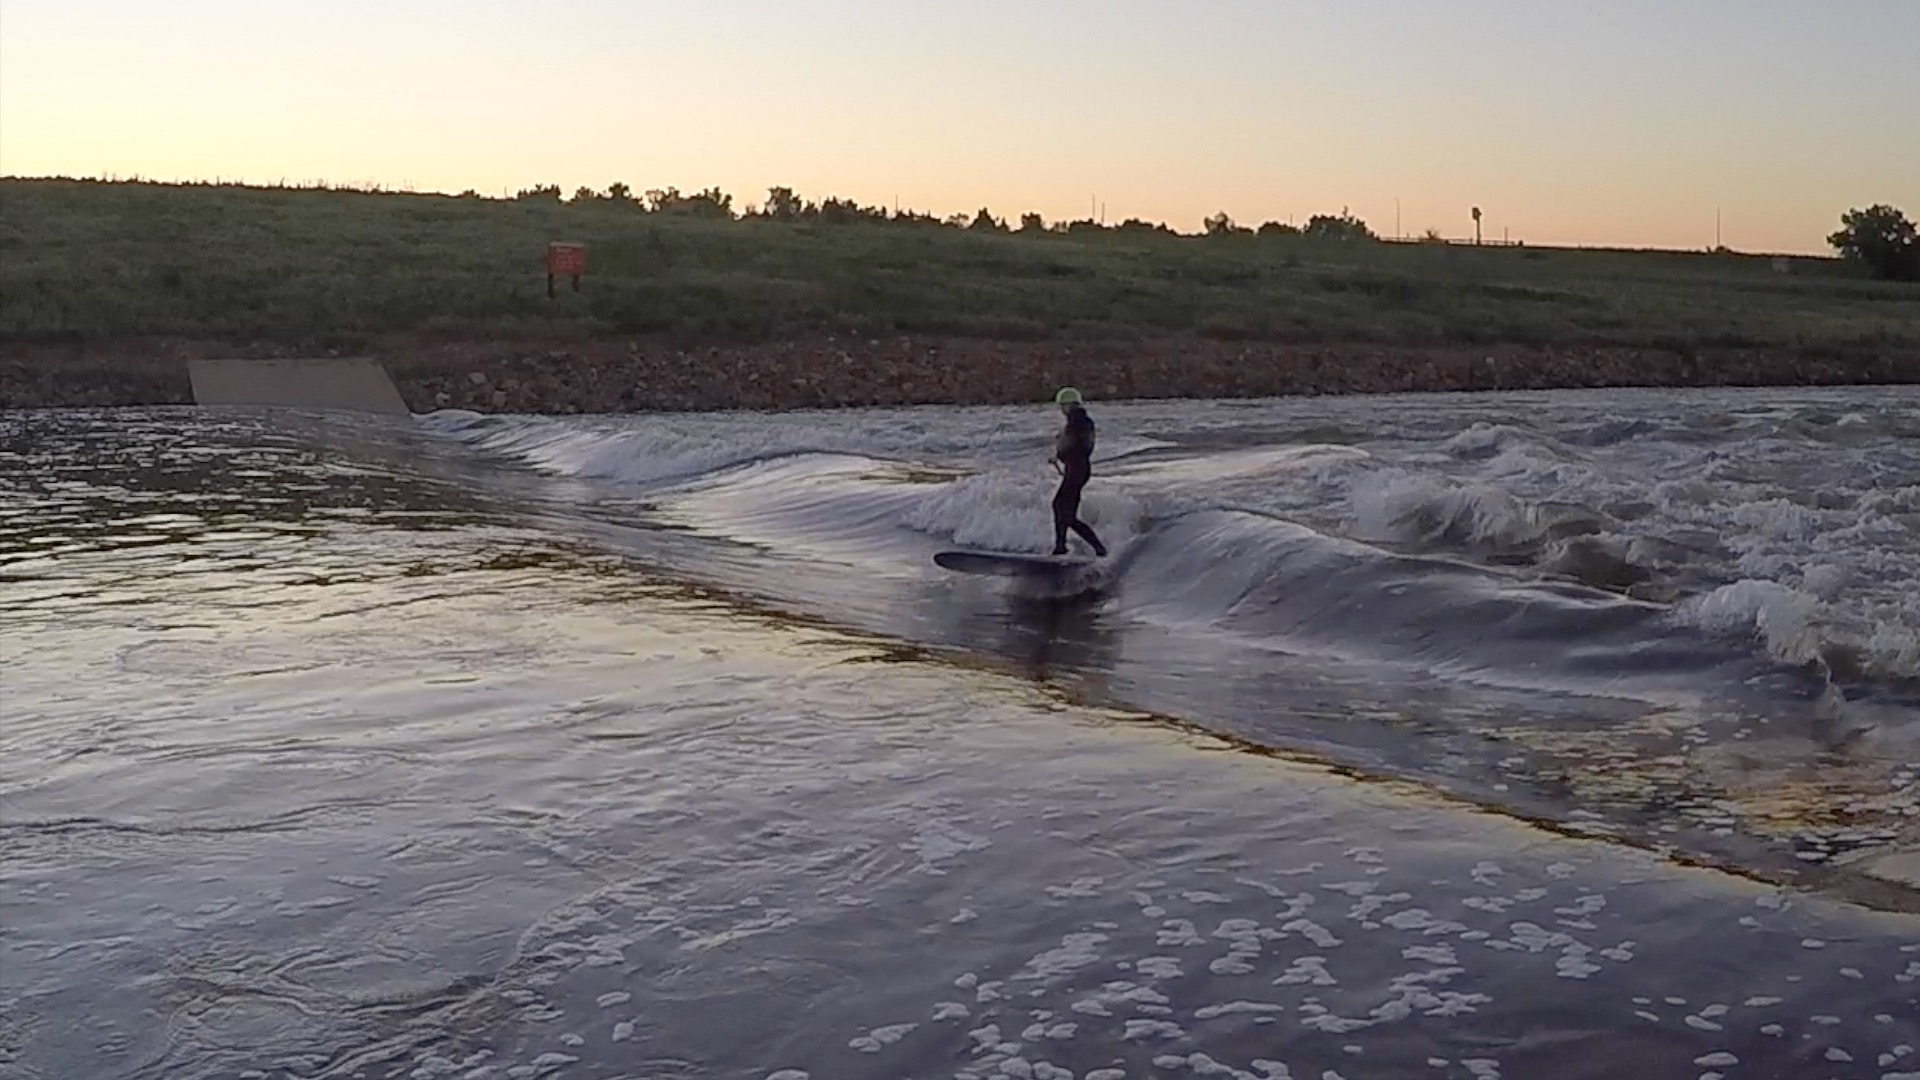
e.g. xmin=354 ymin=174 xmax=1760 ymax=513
xmin=546 ymin=241 xmax=586 ymax=298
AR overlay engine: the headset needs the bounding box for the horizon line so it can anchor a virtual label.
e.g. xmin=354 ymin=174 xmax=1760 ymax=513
xmin=1 ymin=171 xmax=1855 ymax=262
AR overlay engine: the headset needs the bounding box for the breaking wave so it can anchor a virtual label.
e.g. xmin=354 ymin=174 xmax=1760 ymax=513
xmin=422 ymin=393 xmax=1920 ymax=711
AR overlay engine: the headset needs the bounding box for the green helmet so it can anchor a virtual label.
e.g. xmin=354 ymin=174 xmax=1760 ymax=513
xmin=1053 ymin=386 xmax=1084 ymax=406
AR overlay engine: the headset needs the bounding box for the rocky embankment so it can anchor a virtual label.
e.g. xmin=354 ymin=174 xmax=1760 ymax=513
xmin=3 ymin=334 xmax=1916 ymax=413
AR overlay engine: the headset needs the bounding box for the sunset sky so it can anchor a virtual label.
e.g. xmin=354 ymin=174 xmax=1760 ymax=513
xmin=3 ymin=0 xmax=1914 ymax=254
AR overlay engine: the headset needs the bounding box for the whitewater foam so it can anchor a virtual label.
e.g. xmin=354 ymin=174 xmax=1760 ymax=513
xmin=419 ymin=390 xmax=1920 ymax=698
xmin=1348 ymin=472 xmax=1547 ymax=551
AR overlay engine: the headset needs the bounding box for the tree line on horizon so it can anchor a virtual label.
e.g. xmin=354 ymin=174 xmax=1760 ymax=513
xmin=508 ymin=181 xmax=1383 ymax=243
xmin=509 ymin=183 xmax=1916 ymax=277
xmin=6 ymin=173 xmax=1913 ymax=279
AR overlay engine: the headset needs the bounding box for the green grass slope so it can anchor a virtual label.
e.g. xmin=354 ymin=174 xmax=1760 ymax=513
xmin=3 ymin=178 xmax=1914 ymax=351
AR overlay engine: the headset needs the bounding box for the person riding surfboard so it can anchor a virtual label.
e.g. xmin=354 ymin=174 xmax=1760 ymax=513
xmin=1049 ymin=387 xmax=1108 ymax=557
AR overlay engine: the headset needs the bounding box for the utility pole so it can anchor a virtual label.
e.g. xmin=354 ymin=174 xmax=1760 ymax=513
xmin=1395 ymin=197 xmax=1401 ymax=240
xmin=1716 ymin=208 xmax=1722 ymax=250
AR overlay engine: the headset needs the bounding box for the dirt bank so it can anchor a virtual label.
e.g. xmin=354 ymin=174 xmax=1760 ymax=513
xmin=3 ymin=334 xmax=1916 ymax=413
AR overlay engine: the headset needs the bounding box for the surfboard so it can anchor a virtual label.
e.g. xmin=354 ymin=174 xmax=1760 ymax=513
xmin=934 ymin=549 xmax=1094 ymax=577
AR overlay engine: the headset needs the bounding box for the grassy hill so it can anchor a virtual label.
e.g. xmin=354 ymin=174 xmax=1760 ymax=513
xmin=3 ymin=178 xmax=1914 ymax=353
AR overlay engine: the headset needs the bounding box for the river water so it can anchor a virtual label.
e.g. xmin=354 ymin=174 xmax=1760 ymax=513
xmin=3 ymin=387 xmax=1917 ymax=1080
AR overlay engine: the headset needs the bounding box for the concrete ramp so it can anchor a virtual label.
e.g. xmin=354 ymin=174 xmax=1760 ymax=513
xmin=188 ymin=357 xmax=410 ymax=416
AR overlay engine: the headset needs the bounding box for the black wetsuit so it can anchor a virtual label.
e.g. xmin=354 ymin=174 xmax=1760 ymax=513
xmin=1052 ymin=405 xmax=1108 ymax=556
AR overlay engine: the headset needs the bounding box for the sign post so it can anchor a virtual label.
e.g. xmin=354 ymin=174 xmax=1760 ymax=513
xmin=546 ymin=242 xmax=586 ymax=298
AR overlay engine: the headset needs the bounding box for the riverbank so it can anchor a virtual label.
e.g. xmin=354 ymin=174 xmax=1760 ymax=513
xmin=4 ymin=333 xmax=1917 ymax=413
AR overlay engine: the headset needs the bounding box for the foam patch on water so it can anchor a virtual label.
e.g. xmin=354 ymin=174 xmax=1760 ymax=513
xmin=902 ymin=820 xmax=993 ymax=873
xmin=1675 ymin=580 xmax=1827 ymax=667
xmin=787 ymin=831 xmax=1914 ymax=1076
xmin=1347 ymin=471 xmax=1546 ymax=551
xmin=1442 ymin=422 xmax=1583 ymax=466
xmin=421 ymin=409 xmax=1006 ymax=490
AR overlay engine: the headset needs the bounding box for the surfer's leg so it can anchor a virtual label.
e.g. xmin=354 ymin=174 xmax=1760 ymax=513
xmin=1052 ymin=473 xmax=1103 ymax=556
xmin=1051 ymin=479 xmax=1076 ymax=554
xmin=1069 ymin=518 xmax=1107 ymax=557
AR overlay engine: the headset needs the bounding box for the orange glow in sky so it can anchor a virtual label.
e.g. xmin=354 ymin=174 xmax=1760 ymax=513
xmin=3 ymin=0 xmax=1915 ymax=254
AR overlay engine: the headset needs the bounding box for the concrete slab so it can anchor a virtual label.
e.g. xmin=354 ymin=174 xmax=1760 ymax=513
xmin=188 ymin=358 xmax=410 ymax=416
xmin=1860 ymin=850 xmax=1920 ymax=890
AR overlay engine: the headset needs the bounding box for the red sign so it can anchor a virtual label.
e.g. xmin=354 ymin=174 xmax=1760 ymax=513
xmin=546 ymin=242 xmax=586 ymax=276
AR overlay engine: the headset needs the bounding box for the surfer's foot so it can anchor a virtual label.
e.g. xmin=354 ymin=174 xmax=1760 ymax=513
xmin=1092 ymin=542 xmax=1108 ymax=557
xmin=1051 ymin=545 xmax=1069 ymax=556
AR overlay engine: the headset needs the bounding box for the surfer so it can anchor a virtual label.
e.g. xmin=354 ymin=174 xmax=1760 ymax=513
xmin=1049 ymin=387 xmax=1108 ymax=557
